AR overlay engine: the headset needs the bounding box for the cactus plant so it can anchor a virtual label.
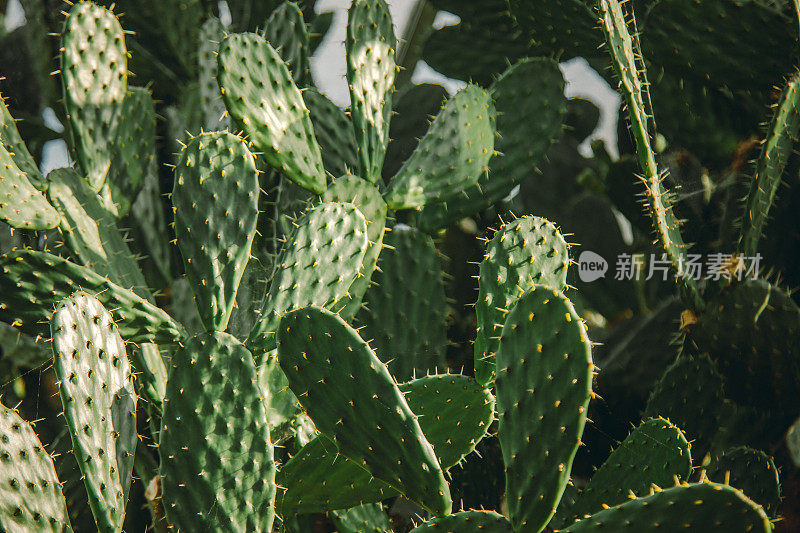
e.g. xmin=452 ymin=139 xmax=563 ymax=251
xmin=0 ymin=0 xmax=797 ymax=529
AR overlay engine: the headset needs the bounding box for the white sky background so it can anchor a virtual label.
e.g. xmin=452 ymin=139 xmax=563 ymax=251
xmin=4 ymin=0 xmax=620 ymax=172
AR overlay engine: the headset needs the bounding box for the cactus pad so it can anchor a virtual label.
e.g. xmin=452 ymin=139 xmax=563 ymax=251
xmin=1 ymin=95 xmax=45 ymax=190
xmin=706 ymin=447 xmax=780 ymax=517
xmin=321 ymin=174 xmax=387 ymax=319
xmin=61 ymin=1 xmax=127 ymax=191
xmin=248 ymin=202 xmax=369 ymax=355
xmin=384 ymin=84 xmax=495 ymax=210
xmin=46 ymin=167 xmax=149 ymax=299
xmin=419 ymin=57 xmax=566 ymax=230
xmin=561 ymin=481 xmax=770 ymax=532
xmin=568 ymin=418 xmax=692 ymax=523
xmin=0 ymin=249 xmax=183 ymax=344
xmin=277 ymin=307 xmax=451 ymax=515
xmin=173 ymin=131 xmax=259 ymax=332
xmin=475 ymin=215 xmax=570 ymax=386
xmin=278 ymin=372 xmax=493 ymax=514
xmin=357 ymin=225 xmax=447 ymax=380
xmin=410 ymin=510 xmax=513 ymax=532
xmin=645 ymin=354 xmax=725 ymax=459
xmin=304 ymin=88 xmax=359 ymax=177
xmin=346 ymin=0 xmax=396 ymax=183
xmin=495 ymin=287 xmax=592 ymax=532
xmin=263 ymin=1 xmax=310 ymax=85
xmin=217 ymin=32 xmax=326 ymax=193
xmin=0 ymin=403 xmax=72 ymax=532
xmin=0 ymin=142 xmax=59 ymax=230
xmin=51 ymin=292 xmax=137 ymax=531
xmin=160 ymin=331 xmax=276 ymax=532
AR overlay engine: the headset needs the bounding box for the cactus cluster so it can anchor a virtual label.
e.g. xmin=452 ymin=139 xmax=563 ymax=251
xmin=0 ymin=0 xmax=799 ymax=531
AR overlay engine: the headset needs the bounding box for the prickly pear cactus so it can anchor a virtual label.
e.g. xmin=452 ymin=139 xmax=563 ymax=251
xmin=51 ymin=293 xmax=137 ymax=532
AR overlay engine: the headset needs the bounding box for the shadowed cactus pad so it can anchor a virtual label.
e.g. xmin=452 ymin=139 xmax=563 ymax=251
xmin=0 ymin=250 xmax=183 ymax=344
xmin=356 ymin=225 xmax=447 ymax=380
xmin=411 ymin=510 xmax=513 ymax=532
xmin=278 ymin=373 xmax=493 ymax=514
xmin=160 ymin=331 xmax=276 ymax=532
xmin=561 ymin=481 xmax=771 ymax=532
xmin=567 ymin=418 xmax=692 ymax=523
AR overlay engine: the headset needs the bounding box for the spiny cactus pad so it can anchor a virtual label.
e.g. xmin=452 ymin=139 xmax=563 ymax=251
xmin=599 ymin=0 xmax=701 ymax=309
xmin=0 ymin=403 xmax=72 ymax=532
xmin=495 ymin=287 xmax=592 ymax=533
xmin=263 ymin=1 xmax=310 ymax=85
xmin=346 ymin=0 xmax=395 ymax=183
xmin=106 ymin=87 xmax=157 ymax=216
xmin=645 ymin=354 xmax=725 ymax=459
xmin=173 ymin=131 xmax=259 ymax=332
xmin=0 ymin=95 xmax=45 ymax=190
xmin=51 ymin=293 xmax=137 ymax=532
xmin=410 ymin=510 xmax=513 ymax=532
xmin=568 ymin=418 xmax=692 ymax=523
xmin=277 ymin=307 xmax=452 ymax=515
xmin=383 ymin=84 xmax=495 ymax=210
xmin=0 ymin=141 xmax=59 ymax=230
xmin=160 ymin=331 xmax=276 ymax=532
xmin=357 ymin=225 xmax=447 ymax=380
xmin=475 ymin=215 xmax=570 ymax=386
xmin=738 ymin=71 xmax=800 ymax=257
xmin=561 ymin=481 xmax=771 ymax=532
xmin=278 ymin=372 xmax=493 ymax=514
xmin=248 ymin=201 xmax=369 ymax=355
xmin=321 ymin=174 xmax=387 ymax=320
xmin=687 ymin=279 xmax=800 ymax=433
xmin=46 ymin=167 xmax=149 ymax=299
xmin=304 ymin=88 xmax=359 ymax=177
xmin=507 ymin=0 xmax=601 ymax=60
xmin=218 ymin=32 xmax=326 ymax=193
xmin=706 ymin=447 xmax=781 ymax=517
xmin=197 ymin=17 xmax=229 ymax=131
xmin=0 ymin=249 xmax=183 ymax=344
xmin=642 ymin=0 xmax=797 ymax=100
xmin=419 ymin=57 xmax=566 ymax=230
xmin=60 ymin=1 xmax=127 ymax=191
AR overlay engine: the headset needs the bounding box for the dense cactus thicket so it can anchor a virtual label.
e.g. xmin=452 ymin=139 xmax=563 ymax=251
xmin=0 ymin=0 xmax=799 ymax=531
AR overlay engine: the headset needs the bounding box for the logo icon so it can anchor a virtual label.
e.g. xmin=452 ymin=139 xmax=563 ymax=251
xmin=578 ymin=251 xmax=608 ymax=283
